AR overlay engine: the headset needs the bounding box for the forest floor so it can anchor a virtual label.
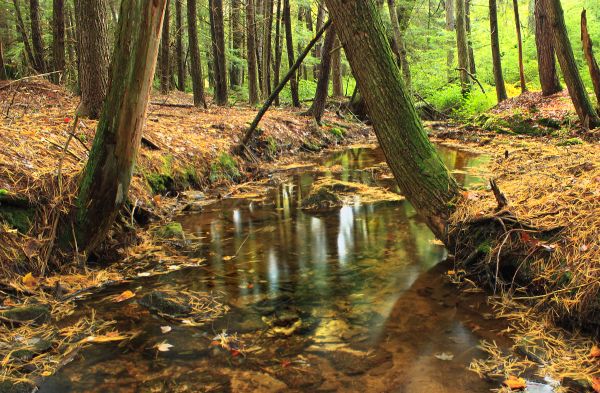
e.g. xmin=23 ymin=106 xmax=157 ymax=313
xmin=0 ymin=80 xmax=599 ymax=390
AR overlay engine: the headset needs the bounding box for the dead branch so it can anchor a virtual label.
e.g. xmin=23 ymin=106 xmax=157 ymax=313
xmin=455 ymin=67 xmax=486 ymax=94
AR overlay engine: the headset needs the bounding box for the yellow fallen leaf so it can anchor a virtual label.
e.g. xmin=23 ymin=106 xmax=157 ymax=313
xmin=113 ymin=290 xmax=135 ymax=303
xmin=155 ymin=341 xmax=173 ymax=352
xmin=85 ymin=333 xmax=127 ymax=343
xmin=222 ymin=256 xmax=235 ymax=261
xmin=503 ymin=375 xmax=526 ymax=390
xmin=22 ymin=272 xmax=39 ymax=288
xmin=41 ymin=371 xmax=52 ymax=376
xmin=590 ymin=345 xmax=600 ymax=358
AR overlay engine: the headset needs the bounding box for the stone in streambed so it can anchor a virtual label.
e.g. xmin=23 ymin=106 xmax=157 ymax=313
xmin=138 ymin=291 xmax=192 ymax=317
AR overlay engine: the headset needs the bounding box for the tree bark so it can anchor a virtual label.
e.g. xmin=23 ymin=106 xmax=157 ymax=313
xmin=71 ymin=0 xmax=167 ymax=255
xmin=160 ymin=0 xmax=170 ymax=94
xmin=455 ymin=0 xmax=471 ymax=93
xmin=283 ymin=0 xmax=300 ymax=107
xmin=323 ymin=0 xmax=459 ymax=241
xmin=534 ymin=0 xmax=561 ymax=96
xmin=387 ymin=0 xmax=403 ymax=67
xmin=331 ymin=35 xmax=343 ymax=97
xmin=75 ymin=0 xmax=110 ymax=119
xmin=273 ymin=0 xmax=282 ymax=106
xmin=513 ymin=0 xmax=527 ymax=93
xmin=260 ymin=0 xmax=273 ymax=99
xmin=445 ymin=0 xmax=455 ymax=82
xmin=465 ymin=0 xmax=475 ymax=75
xmin=52 ymin=0 xmax=65 ymax=84
xmin=246 ymin=0 xmax=259 ymax=105
xmin=305 ymin=24 xmax=336 ymax=123
xmin=230 ymin=0 xmax=244 ymax=88
xmin=0 ymin=42 xmax=6 ymax=80
xmin=489 ymin=0 xmax=507 ymax=102
xmin=175 ymin=0 xmax=185 ymax=91
xmin=581 ymin=9 xmax=600 ymax=107
xmin=29 ymin=0 xmax=46 ymax=73
xmin=187 ymin=0 xmax=207 ymax=107
xmin=396 ymin=0 xmax=415 ymax=89
xmin=209 ymin=0 xmax=228 ymax=105
xmin=547 ymin=0 xmax=600 ymax=127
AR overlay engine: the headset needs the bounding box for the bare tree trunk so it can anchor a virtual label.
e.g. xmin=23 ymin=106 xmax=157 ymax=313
xmin=246 ymin=0 xmax=259 ymax=104
xmin=52 ymin=0 xmax=65 ymax=83
xmin=188 ymin=0 xmax=206 ymax=107
xmin=455 ymin=0 xmax=471 ymax=93
xmin=581 ymin=9 xmax=600 ymax=107
xmin=387 ymin=0 xmax=403 ymax=66
xmin=535 ymin=0 xmax=561 ymax=96
xmin=75 ymin=0 xmax=110 ymax=119
xmin=66 ymin=5 xmax=77 ymax=85
xmin=12 ymin=0 xmax=36 ymax=71
xmin=314 ymin=2 xmax=326 ymax=63
xmin=305 ymin=24 xmax=336 ymax=123
xmin=283 ymin=0 xmax=300 ymax=106
xmin=209 ymin=0 xmax=228 ymax=105
xmin=230 ymin=0 xmax=244 ymax=88
xmin=29 ymin=0 xmax=46 ymax=73
xmin=160 ymin=0 xmax=170 ymax=94
xmin=465 ymin=0 xmax=475 ymax=75
xmin=175 ymin=0 xmax=185 ymax=91
xmin=445 ymin=0 xmax=455 ymax=82
xmin=273 ymin=0 xmax=282 ymax=106
xmin=0 ymin=42 xmax=6 ymax=80
xmin=489 ymin=0 xmax=507 ymax=102
xmin=513 ymin=0 xmax=527 ymax=93
xmin=547 ymin=0 xmax=600 ymax=127
xmin=70 ymin=0 xmax=167 ymax=255
xmin=331 ymin=35 xmax=343 ymax=97
xmin=260 ymin=0 xmax=273 ymax=98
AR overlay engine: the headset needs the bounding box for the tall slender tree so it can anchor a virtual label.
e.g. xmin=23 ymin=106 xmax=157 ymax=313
xmin=0 ymin=42 xmax=6 ymax=80
xmin=273 ymin=0 xmax=283 ymax=105
xmin=305 ymin=25 xmax=336 ymax=123
xmin=581 ymin=9 xmax=600 ymax=107
xmin=52 ymin=0 xmax=65 ymax=83
xmin=513 ymin=0 xmax=527 ymax=93
xmin=465 ymin=0 xmax=475 ymax=74
xmin=489 ymin=0 xmax=507 ymax=102
xmin=331 ymin=35 xmax=343 ymax=97
xmin=175 ymin=0 xmax=185 ymax=91
xmin=534 ymin=0 xmax=561 ymax=95
xmin=12 ymin=0 xmax=37 ymax=71
xmin=209 ymin=0 xmax=228 ymax=105
xmin=29 ymin=0 xmax=46 ymax=73
xmin=160 ymin=0 xmax=170 ymax=94
xmin=445 ymin=0 xmax=455 ymax=82
xmin=455 ymin=0 xmax=471 ymax=93
xmin=260 ymin=0 xmax=273 ymax=98
xmin=230 ymin=0 xmax=244 ymax=88
xmin=187 ymin=0 xmax=206 ymax=107
xmin=283 ymin=0 xmax=300 ymax=106
xmin=246 ymin=0 xmax=259 ymax=104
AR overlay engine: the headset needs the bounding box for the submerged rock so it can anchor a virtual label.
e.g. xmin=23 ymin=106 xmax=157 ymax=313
xmin=321 ymin=348 xmax=392 ymax=375
xmin=0 ymin=304 xmax=50 ymax=325
xmin=152 ymin=222 xmax=185 ymax=240
xmin=138 ymin=291 xmax=192 ymax=318
xmin=301 ymin=187 xmax=342 ymax=211
xmin=0 ymin=381 xmax=36 ymax=393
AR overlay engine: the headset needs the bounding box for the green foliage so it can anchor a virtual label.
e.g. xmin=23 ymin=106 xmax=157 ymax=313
xmin=328 ymin=127 xmax=344 ymax=139
xmin=209 ymin=152 xmax=241 ymax=182
xmin=0 ymin=206 xmax=34 ymax=234
xmin=556 ymin=137 xmax=584 ymax=146
xmin=152 ymin=222 xmax=184 ymax=240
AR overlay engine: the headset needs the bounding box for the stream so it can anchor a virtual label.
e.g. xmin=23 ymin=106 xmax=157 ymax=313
xmin=40 ymin=145 xmax=550 ymax=392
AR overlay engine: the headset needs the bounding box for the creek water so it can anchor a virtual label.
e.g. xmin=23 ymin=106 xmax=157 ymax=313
xmin=40 ymin=145 xmax=549 ymax=392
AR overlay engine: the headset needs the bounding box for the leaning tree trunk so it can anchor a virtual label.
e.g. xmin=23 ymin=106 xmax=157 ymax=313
xmin=547 ymin=0 xmax=600 ymax=128
xmin=455 ymin=0 xmax=471 ymax=93
xmin=535 ymin=0 xmax=561 ymax=95
xmin=187 ymin=0 xmax=206 ymax=107
xmin=12 ymin=0 xmax=37 ymax=71
xmin=52 ymin=0 xmax=65 ymax=84
xmin=305 ymin=25 xmax=336 ymax=123
xmin=75 ymin=0 xmax=110 ymax=119
xmin=175 ymin=0 xmax=185 ymax=91
xmin=283 ymin=0 xmax=300 ymax=107
xmin=489 ymin=0 xmax=507 ymax=102
xmin=29 ymin=0 xmax=46 ymax=73
xmin=246 ymin=0 xmax=259 ymax=105
xmin=324 ymin=0 xmax=460 ymax=241
xmin=209 ymin=0 xmax=228 ymax=105
xmin=331 ymin=35 xmax=343 ymax=97
xmin=160 ymin=0 xmax=170 ymax=94
xmin=581 ymin=9 xmax=600 ymax=108
xmin=70 ymin=0 xmax=167 ymax=255
xmin=513 ymin=0 xmax=527 ymax=93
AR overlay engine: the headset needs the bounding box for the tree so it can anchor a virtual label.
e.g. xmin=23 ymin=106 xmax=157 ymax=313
xmin=547 ymin=0 xmax=600 ymax=127
xmin=0 ymin=41 xmax=6 ymax=80
xmin=445 ymin=0 xmax=455 ymax=82
xmin=331 ymin=35 xmax=343 ymax=97
xmin=273 ymin=0 xmax=283 ymax=105
xmin=175 ymin=0 xmax=185 ymax=91
xmin=534 ymin=0 xmax=561 ymax=96
xmin=489 ymin=0 xmax=507 ymax=102
xmin=305 ymin=25 xmax=336 ymax=123
xmin=70 ymin=0 xmax=167 ymax=255
xmin=29 ymin=0 xmax=46 ymax=73
xmin=455 ymin=0 xmax=471 ymax=93
xmin=12 ymin=0 xmax=37 ymax=71
xmin=323 ymin=0 xmax=459 ymax=241
xmin=395 ymin=0 xmax=416 ymax=90
xmin=246 ymin=0 xmax=259 ymax=105
xmin=260 ymin=0 xmax=273 ymax=98
xmin=513 ymin=0 xmax=527 ymax=93
xmin=387 ymin=0 xmax=403 ymax=67
xmin=52 ymin=0 xmax=65 ymax=83
xmin=75 ymin=0 xmax=110 ymax=119
xmin=465 ymin=0 xmax=475 ymax=74
xmin=283 ymin=0 xmax=300 ymax=107
xmin=581 ymin=9 xmax=600 ymax=107
xmin=230 ymin=0 xmax=244 ymax=88
xmin=187 ymin=0 xmax=207 ymax=107
xmin=209 ymin=0 xmax=227 ymax=105
xmin=160 ymin=0 xmax=170 ymax=94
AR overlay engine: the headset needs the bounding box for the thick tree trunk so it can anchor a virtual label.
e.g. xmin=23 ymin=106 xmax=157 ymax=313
xmin=547 ymin=0 xmax=600 ymax=127
xmin=71 ymin=0 xmax=167 ymax=255
xmin=283 ymin=0 xmax=300 ymax=107
xmin=160 ymin=0 xmax=170 ymax=94
xmin=187 ymin=0 xmax=207 ymax=107
xmin=534 ymin=0 xmax=561 ymax=96
xmin=273 ymin=0 xmax=282 ymax=106
xmin=581 ymin=9 xmax=600 ymax=107
xmin=331 ymin=35 xmax=343 ymax=97
xmin=230 ymin=0 xmax=244 ymax=88
xmin=246 ymin=0 xmax=259 ymax=105
xmin=175 ymin=0 xmax=185 ymax=91
xmin=29 ymin=0 xmax=46 ymax=73
xmin=260 ymin=0 xmax=273 ymax=99
xmin=305 ymin=25 xmax=336 ymax=123
xmin=324 ymin=0 xmax=460 ymax=241
xmin=209 ymin=0 xmax=228 ymax=105
xmin=465 ymin=0 xmax=475 ymax=75
xmin=75 ymin=0 xmax=110 ymax=119
xmin=455 ymin=0 xmax=471 ymax=93
xmin=52 ymin=0 xmax=65 ymax=84
xmin=489 ymin=0 xmax=507 ymax=102
xmin=513 ymin=0 xmax=527 ymax=93
xmin=445 ymin=0 xmax=455 ymax=82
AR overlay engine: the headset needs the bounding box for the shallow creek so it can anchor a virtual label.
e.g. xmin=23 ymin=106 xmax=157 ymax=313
xmin=41 ymin=145 xmax=552 ymax=392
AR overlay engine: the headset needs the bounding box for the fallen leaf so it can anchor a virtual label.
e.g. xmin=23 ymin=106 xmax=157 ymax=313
xmin=155 ymin=341 xmax=173 ymax=352
xmin=281 ymin=359 xmax=291 ymax=368
xmin=41 ymin=371 xmax=52 ymax=376
xmin=160 ymin=326 xmax=172 ymax=334
xmin=22 ymin=272 xmax=39 ymax=288
xmin=113 ymin=290 xmax=135 ymax=303
xmin=85 ymin=333 xmax=127 ymax=343
xmin=592 ymin=377 xmax=600 ymax=393
xmin=590 ymin=345 xmax=600 ymax=358
xmin=503 ymin=375 xmax=526 ymax=390
xmin=231 ymin=349 xmax=241 ymax=357
xmin=434 ymin=352 xmax=454 ymax=361
xmin=222 ymin=255 xmax=235 ymax=261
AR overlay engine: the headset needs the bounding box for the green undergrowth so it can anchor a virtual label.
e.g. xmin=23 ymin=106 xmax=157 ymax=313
xmin=145 ymin=154 xmax=200 ymax=195
xmin=209 ymin=152 xmax=241 ymax=183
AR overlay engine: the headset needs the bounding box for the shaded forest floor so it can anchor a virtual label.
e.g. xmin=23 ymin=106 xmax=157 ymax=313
xmin=0 ymin=80 xmax=598 ymax=390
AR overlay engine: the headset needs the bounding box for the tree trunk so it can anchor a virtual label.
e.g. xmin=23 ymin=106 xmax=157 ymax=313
xmin=534 ymin=0 xmax=561 ymax=96
xmin=581 ymin=9 xmax=600 ymax=107
xmin=260 ymin=0 xmax=273 ymax=99
xmin=305 ymin=25 xmax=336 ymax=123
xmin=29 ymin=0 xmax=46 ymax=73
xmin=283 ymin=0 xmax=300 ymax=107
xmin=230 ymin=0 xmax=244 ymax=88
xmin=66 ymin=5 xmax=77 ymax=86
xmin=273 ymin=0 xmax=282 ymax=106
xmin=0 ymin=42 xmax=6 ymax=80
xmin=209 ymin=0 xmax=228 ymax=105
xmin=52 ymin=0 xmax=65 ymax=83
xmin=396 ymin=0 xmax=415 ymax=89
xmin=175 ymin=0 xmax=185 ymax=91
xmin=12 ymin=0 xmax=37 ymax=71
xmin=489 ymin=0 xmax=507 ymax=102
xmin=75 ymin=0 xmax=110 ymax=119
xmin=331 ymin=35 xmax=343 ymax=97
xmin=314 ymin=3 xmax=326 ymax=63
xmin=71 ymin=0 xmax=167 ymax=255
xmin=445 ymin=0 xmax=455 ymax=82
xmin=160 ymin=0 xmax=170 ymax=94
xmin=323 ymin=0 xmax=459 ymax=241
xmin=246 ymin=0 xmax=259 ymax=105
xmin=465 ymin=0 xmax=475 ymax=75
xmin=387 ymin=0 xmax=403 ymax=67
xmin=187 ymin=0 xmax=207 ymax=107
xmin=513 ymin=0 xmax=527 ymax=93
xmin=455 ymin=0 xmax=471 ymax=93
xmin=547 ymin=0 xmax=600 ymax=127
